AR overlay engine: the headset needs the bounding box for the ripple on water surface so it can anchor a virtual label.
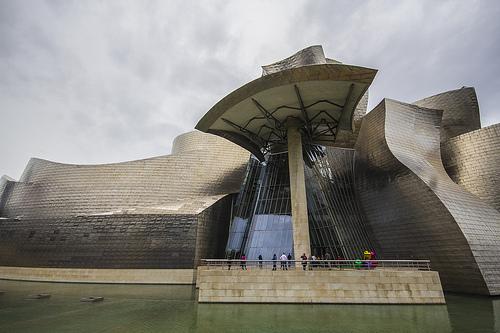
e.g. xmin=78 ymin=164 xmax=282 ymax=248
xmin=0 ymin=280 xmax=498 ymax=333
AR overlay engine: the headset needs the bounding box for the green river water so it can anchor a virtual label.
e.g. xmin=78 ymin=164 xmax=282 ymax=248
xmin=0 ymin=280 xmax=498 ymax=333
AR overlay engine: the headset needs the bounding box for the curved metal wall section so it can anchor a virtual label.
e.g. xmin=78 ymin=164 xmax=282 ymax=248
xmin=0 ymin=175 xmax=14 ymax=212
xmin=1 ymin=131 xmax=250 ymax=218
xmin=171 ymin=130 xmax=238 ymax=155
xmin=355 ymin=99 xmax=500 ymax=295
xmin=441 ymin=123 xmax=500 ymax=212
xmin=0 ymin=130 xmax=245 ymax=269
xmin=261 ymin=45 xmax=327 ymax=76
xmin=0 ymin=195 xmax=232 ymax=269
xmin=334 ymin=91 xmax=369 ymax=148
xmin=414 ymin=87 xmax=481 ymax=142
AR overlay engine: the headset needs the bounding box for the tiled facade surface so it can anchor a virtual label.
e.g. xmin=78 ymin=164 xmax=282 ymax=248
xmin=1 ymin=131 xmax=249 ymax=218
xmin=334 ymin=91 xmax=369 ymax=148
xmin=354 ymin=99 xmax=500 ymax=295
xmin=194 ymin=196 xmax=233 ymax=266
xmin=414 ymin=87 xmax=481 ymax=142
xmin=197 ymin=268 xmax=445 ymax=304
xmin=196 ymin=46 xmax=376 ymax=162
xmin=261 ymin=45 xmax=329 ymax=76
xmin=0 ymin=175 xmax=13 ymax=212
xmin=0 ymin=131 xmax=247 ymax=270
xmin=441 ymin=123 xmax=500 ymax=212
xmin=170 ymin=130 xmax=239 ymax=155
xmin=0 ymin=214 xmax=196 ymax=268
xmin=0 ymin=267 xmax=195 ymax=284
xmin=0 ymin=196 xmax=231 ymax=269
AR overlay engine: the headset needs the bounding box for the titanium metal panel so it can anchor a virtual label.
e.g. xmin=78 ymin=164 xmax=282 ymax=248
xmin=196 ymin=46 xmax=377 ymax=159
xmin=0 ymin=131 xmax=247 ymax=269
xmin=0 ymin=196 xmax=232 ymax=269
xmin=442 ymin=123 xmax=500 ymax=212
xmin=1 ymin=131 xmax=249 ymax=218
xmin=355 ymin=99 xmax=500 ymax=295
xmin=261 ymin=45 xmax=329 ymax=76
xmin=414 ymin=87 xmax=481 ymax=142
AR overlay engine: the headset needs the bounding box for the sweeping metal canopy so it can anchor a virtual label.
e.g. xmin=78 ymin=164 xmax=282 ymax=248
xmin=196 ymin=46 xmax=377 ymax=161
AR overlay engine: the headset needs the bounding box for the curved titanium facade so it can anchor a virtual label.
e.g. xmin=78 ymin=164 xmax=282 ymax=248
xmin=414 ymin=87 xmax=481 ymax=142
xmin=0 ymin=131 xmax=250 ymax=269
xmin=261 ymin=45 xmax=329 ymax=76
xmin=1 ymin=44 xmax=499 ymax=295
xmin=442 ymin=123 xmax=500 ymax=212
xmin=196 ymin=46 xmax=377 ymax=160
xmin=334 ymin=91 xmax=369 ymax=148
xmin=260 ymin=45 xmax=341 ymax=76
xmin=0 ymin=175 xmax=13 ymax=212
xmin=355 ymin=99 xmax=500 ymax=295
xmin=1 ymin=131 xmax=249 ymax=218
xmin=0 ymin=198 xmax=232 ymax=269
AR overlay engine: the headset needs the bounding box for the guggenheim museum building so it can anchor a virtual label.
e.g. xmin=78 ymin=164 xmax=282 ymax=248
xmin=1 ymin=46 xmax=499 ymax=295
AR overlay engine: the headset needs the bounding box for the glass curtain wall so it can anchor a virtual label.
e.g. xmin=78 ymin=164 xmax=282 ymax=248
xmin=243 ymin=153 xmax=293 ymax=261
xmin=226 ymin=146 xmax=379 ymax=260
xmin=304 ymin=146 xmax=378 ymax=259
xmin=226 ymin=157 xmax=262 ymax=259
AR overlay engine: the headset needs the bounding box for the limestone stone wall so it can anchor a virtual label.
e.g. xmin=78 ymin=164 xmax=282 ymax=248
xmin=0 ymin=266 xmax=195 ymax=284
xmin=197 ymin=268 xmax=445 ymax=304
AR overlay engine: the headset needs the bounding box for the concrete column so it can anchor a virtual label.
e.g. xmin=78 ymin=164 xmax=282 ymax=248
xmin=287 ymin=120 xmax=311 ymax=258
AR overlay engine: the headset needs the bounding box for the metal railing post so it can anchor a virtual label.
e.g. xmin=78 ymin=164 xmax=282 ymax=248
xmin=199 ymin=259 xmax=433 ymax=272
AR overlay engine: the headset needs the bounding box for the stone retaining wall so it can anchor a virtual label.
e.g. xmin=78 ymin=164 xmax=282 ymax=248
xmin=197 ymin=268 xmax=445 ymax=304
xmin=0 ymin=266 xmax=195 ymax=284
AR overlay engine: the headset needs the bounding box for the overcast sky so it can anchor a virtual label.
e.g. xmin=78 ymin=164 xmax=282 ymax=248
xmin=1 ymin=0 xmax=499 ymax=179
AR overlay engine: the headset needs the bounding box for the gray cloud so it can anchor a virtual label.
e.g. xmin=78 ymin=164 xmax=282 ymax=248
xmin=1 ymin=0 xmax=499 ymax=178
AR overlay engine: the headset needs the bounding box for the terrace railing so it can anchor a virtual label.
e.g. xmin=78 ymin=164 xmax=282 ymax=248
xmin=200 ymin=259 xmax=431 ymax=271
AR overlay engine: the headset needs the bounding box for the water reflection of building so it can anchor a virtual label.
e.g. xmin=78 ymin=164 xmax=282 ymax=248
xmin=1 ymin=45 xmax=500 ymax=296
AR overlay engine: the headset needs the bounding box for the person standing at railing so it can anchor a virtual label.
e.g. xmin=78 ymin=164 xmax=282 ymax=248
xmin=287 ymin=253 xmax=292 ymax=269
xmin=280 ymin=253 xmax=288 ymax=270
xmin=370 ymin=250 xmax=378 ymax=269
xmin=325 ymin=252 xmax=332 ymax=270
xmin=240 ymin=254 xmax=247 ymax=270
xmin=301 ymin=253 xmax=307 ymax=271
xmin=258 ymin=254 xmax=263 ymax=269
xmin=363 ymin=250 xmax=371 ymax=269
xmin=272 ymin=254 xmax=277 ymax=271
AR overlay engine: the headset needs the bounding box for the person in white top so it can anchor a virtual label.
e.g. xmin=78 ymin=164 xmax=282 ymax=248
xmin=280 ymin=253 xmax=288 ymax=270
